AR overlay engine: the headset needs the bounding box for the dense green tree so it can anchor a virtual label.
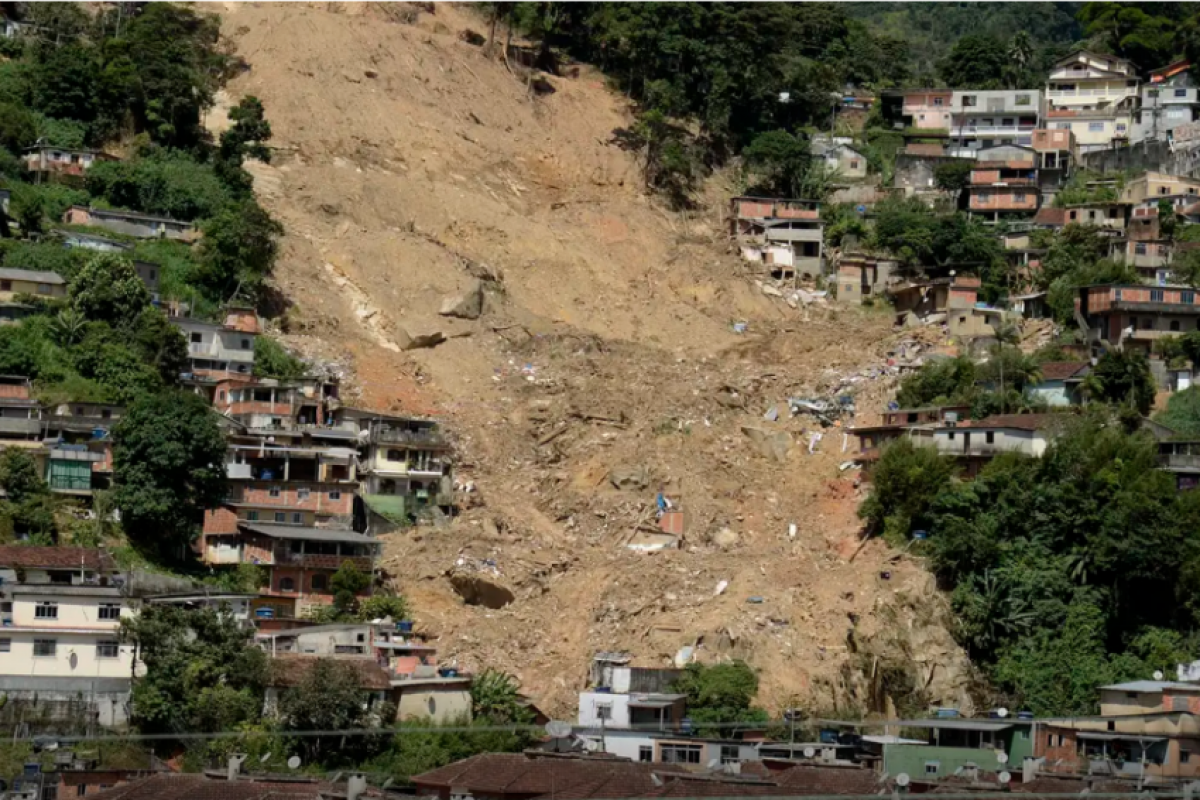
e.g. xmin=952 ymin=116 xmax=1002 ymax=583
xmin=329 ymin=561 xmax=371 ymax=618
xmin=121 ymin=605 xmax=267 ymax=736
xmin=938 ymin=35 xmax=1009 ymax=90
xmin=1156 ymin=385 xmax=1200 ymax=436
xmin=85 ymin=150 xmax=233 ymax=222
xmin=672 ymin=661 xmax=768 ymax=736
xmin=8 ymin=185 xmax=44 ymax=235
xmin=0 ymin=448 xmax=48 ymax=506
xmin=1084 ymin=349 xmax=1157 ymax=416
xmin=216 ymin=95 xmax=273 ymax=196
xmin=742 ymin=130 xmax=814 ymax=199
xmin=279 ymin=658 xmax=392 ymax=765
xmin=357 ymin=593 xmax=410 ymax=623
xmin=895 ymin=355 xmax=977 ymax=408
xmin=112 ymin=390 xmax=227 ymax=557
xmin=253 ymin=336 xmax=306 ymax=380
xmin=196 ymin=201 xmax=283 ymax=302
xmin=129 ymin=307 xmax=188 ymax=384
xmin=0 ymin=103 xmax=36 ymax=154
xmin=69 ymin=254 xmax=151 ymax=330
xmin=933 ymin=160 xmax=973 ymax=203
xmin=470 ymin=669 xmax=531 ymax=724
xmin=859 ymin=438 xmax=957 ymax=544
xmin=1079 ymin=3 xmax=1182 ymax=71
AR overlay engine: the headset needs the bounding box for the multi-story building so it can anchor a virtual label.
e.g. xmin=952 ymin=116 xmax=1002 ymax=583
xmin=1132 ymin=60 xmax=1200 ymax=144
xmin=174 ymin=307 xmax=258 ymax=381
xmin=1031 ymin=128 xmax=1077 ymax=202
xmin=729 ymin=196 xmax=824 ymax=281
xmin=1121 ymin=172 xmax=1200 ymax=205
xmin=851 ymin=405 xmax=971 ymax=464
xmin=0 ymin=547 xmax=133 ymax=728
xmin=1044 ymin=50 xmax=1138 ymax=153
xmin=0 ymin=376 xmax=43 ymax=454
xmin=948 ymin=90 xmax=1041 ymax=157
xmin=350 ymin=408 xmax=454 ymax=520
xmin=967 ymin=146 xmax=1040 ymax=221
xmin=902 ymin=89 xmax=953 ymax=132
xmin=1077 ymin=284 xmax=1200 ymax=356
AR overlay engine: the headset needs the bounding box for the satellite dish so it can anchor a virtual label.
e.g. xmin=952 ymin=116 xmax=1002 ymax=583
xmin=707 ymin=759 xmax=720 ymax=770
xmin=1154 ymin=670 xmax=1165 ymax=680
xmin=996 ymin=707 xmax=1009 ymax=718
xmin=286 ymin=756 xmax=301 ymax=770
xmin=545 ymin=721 xmax=572 ymax=739
xmin=999 ymin=772 xmax=1012 ymax=785
xmin=381 ymin=779 xmax=394 ymax=790
xmin=896 ymin=773 xmax=911 ymax=787
xmin=803 ymin=747 xmax=816 ymax=758
xmin=259 ymin=753 xmax=272 ymax=764
xmin=997 ymin=752 xmax=1009 ymax=765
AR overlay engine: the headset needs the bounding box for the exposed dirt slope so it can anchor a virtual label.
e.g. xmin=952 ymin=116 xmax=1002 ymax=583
xmin=213 ymin=2 xmax=977 ymax=718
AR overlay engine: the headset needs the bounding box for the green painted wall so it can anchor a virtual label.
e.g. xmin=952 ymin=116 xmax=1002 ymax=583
xmin=883 ymin=725 xmax=1034 ymax=779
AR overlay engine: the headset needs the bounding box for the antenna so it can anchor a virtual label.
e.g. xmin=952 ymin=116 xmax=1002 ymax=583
xmin=286 ymin=756 xmax=301 ymax=770
xmin=259 ymin=753 xmax=272 ymax=764
xmin=381 ymin=779 xmax=394 ymax=791
xmin=999 ymin=772 xmax=1012 ymax=785
xmin=996 ymin=707 xmax=1009 ymax=718
xmin=706 ymin=759 xmax=720 ymax=770
xmin=545 ymin=721 xmax=572 ymax=739
xmin=896 ymin=773 xmax=911 ymax=788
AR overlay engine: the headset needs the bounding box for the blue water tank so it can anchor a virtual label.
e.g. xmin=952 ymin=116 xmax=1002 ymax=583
xmin=397 ymin=620 xmax=414 ymax=633
xmin=255 ymin=607 xmax=274 ymax=619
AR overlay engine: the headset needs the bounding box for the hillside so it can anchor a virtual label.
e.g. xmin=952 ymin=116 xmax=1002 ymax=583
xmin=212 ymin=2 xmax=975 ymax=717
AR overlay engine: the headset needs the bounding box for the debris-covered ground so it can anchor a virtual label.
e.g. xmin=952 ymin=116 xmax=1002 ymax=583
xmin=213 ymin=2 xmax=979 ymax=718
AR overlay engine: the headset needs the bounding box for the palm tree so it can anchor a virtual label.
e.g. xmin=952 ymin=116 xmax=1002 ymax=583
xmin=49 ymin=308 xmax=86 ymax=347
xmin=1006 ymin=31 xmax=1034 ymax=88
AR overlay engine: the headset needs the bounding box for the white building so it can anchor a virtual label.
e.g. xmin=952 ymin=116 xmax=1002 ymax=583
xmin=948 ymin=90 xmax=1041 ymax=157
xmin=576 ymin=728 xmax=759 ymax=766
xmin=0 ymin=583 xmax=136 ymax=727
xmin=1132 ymin=60 xmax=1200 ymax=144
xmin=173 ymin=313 xmax=257 ymax=380
xmin=1045 ymin=50 xmax=1138 ymax=152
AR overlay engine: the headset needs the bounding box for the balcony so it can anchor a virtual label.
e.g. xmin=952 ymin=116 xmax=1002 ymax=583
xmin=1160 ymin=453 xmax=1200 ymax=470
xmin=274 ymin=552 xmax=373 ymax=571
xmin=371 ymin=427 xmax=448 ymax=448
xmin=955 ymin=125 xmax=1036 ymax=136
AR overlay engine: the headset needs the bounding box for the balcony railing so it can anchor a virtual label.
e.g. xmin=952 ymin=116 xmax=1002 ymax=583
xmin=1160 ymin=453 xmax=1200 ymax=470
xmin=371 ymin=428 xmax=448 ymax=448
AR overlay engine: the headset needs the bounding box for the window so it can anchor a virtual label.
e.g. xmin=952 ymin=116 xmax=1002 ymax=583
xmin=101 ymin=408 xmax=111 ymax=419
xmin=1183 ymin=291 xmax=1195 ymax=304
xmin=190 ymin=332 xmax=202 ymax=343
xmin=269 ymin=486 xmax=281 ymax=498
xmin=1015 ymin=193 xmax=1027 ymax=203
xmin=1107 ymin=720 xmax=1116 ymax=732
xmin=76 ymin=787 xmax=85 ymax=798
xmin=1177 ymin=88 xmax=1188 ymax=98
xmin=1184 ymin=751 xmax=1192 ymax=764
xmin=33 ymin=639 xmax=56 ymax=657
xmin=933 ymin=97 xmax=944 ymax=106
xmin=329 ymin=490 xmax=342 ymax=501
xmin=241 ymin=339 xmax=251 ymax=350
xmin=1143 ymin=318 xmax=1155 ymax=329
xmin=274 ymin=512 xmax=286 ymax=523
xmin=849 ymin=160 xmax=859 ymax=169
xmin=37 ymin=284 xmax=50 ymax=295
xmin=387 ymin=449 xmax=403 ymax=461
xmin=1172 ymin=320 xmax=1181 ymax=332
xmin=292 ymin=512 xmax=303 ymax=524
xmin=1002 ymin=118 xmax=1014 ymax=126
xmin=98 ymin=603 xmax=121 ymax=620
xmin=925 ymin=761 xmax=940 ymax=776
xmin=298 ymin=487 xmax=310 ymax=500
xmin=986 ymin=432 xmax=995 ymax=444
xmin=246 ymin=510 xmax=259 ymax=521
xmin=279 ymin=577 xmax=295 ymax=592
xmin=1152 ymin=289 xmax=1165 ymax=302
xmin=949 ymin=431 xmax=956 ymax=441
xmin=42 ymin=783 xmax=57 ymax=800
xmin=978 ymin=192 xmax=991 ymax=202
xmin=1162 ymin=186 xmax=1171 ymax=195
xmin=1015 ymin=94 xmax=1031 ymax=106
xmin=963 ymin=95 xmax=976 ymax=107
xmin=720 ymin=745 xmax=740 ymax=765
xmin=35 ymin=602 xmax=58 ymax=620
xmin=0 ymin=281 xmax=10 ymax=291
xmin=96 ymin=641 xmax=119 ymax=659
xmin=595 ymin=703 xmax=612 ymax=721
xmin=1089 ymin=122 xmax=1104 ymax=132
xmin=356 ymin=632 xmax=365 ymax=643
xmin=639 ymin=746 xmax=653 ymax=763
xmin=311 ymin=574 xmax=327 ymax=591
xmin=1136 ymin=243 xmax=1148 ymax=255
xmin=1069 ymin=210 xmax=1078 ymax=221
xmin=0 ymin=638 xmax=11 ymax=653
xmin=150 ymin=269 xmax=157 ymax=281
xmin=660 ymin=744 xmax=702 ymax=764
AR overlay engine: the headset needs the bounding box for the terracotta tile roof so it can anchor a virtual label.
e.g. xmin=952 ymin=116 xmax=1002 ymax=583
xmin=770 ymin=764 xmax=884 ymax=795
xmin=81 ymin=773 xmax=330 ymax=800
xmin=1011 ymin=776 xmax=1088 ymax=794
xmin=1034 ymin=207 xmax=1067 ymax=226
xmin=1039 ymin=361 xmax=1087 ymax=381
xmin=268 ymin=656 xmax=392 ymax=691
xmin=414 ymin=753 xmax=688 ymax=798
xmin=960 ymin=413 xmax=1069 ymax=432
xmin=0 ymin=546 xmax=113 ymax=572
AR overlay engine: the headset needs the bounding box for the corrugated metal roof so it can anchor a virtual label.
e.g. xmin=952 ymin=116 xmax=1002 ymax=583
xmin=1101 ymin=680 xmax=1200 ymax=692
xmin=0 ymin=268 xmax=65 ymax=284
xmin=238 ymin=522 xmax=377 ymax=545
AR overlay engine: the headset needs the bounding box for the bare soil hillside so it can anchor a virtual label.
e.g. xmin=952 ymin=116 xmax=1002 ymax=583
xmin=212 ymin=2 xmax=978 ymax=718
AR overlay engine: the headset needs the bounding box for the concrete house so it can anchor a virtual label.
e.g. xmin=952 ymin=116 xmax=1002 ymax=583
xmin=0 ymin=547 xmax=132 ymax=728
xmin=1077 ymin=284 xmax=1200 ymax=356
xmin=932 ymin=414 xmax=1067 ymax=476
xmin=730 ymin=196 xmax=824 ymax=280
xmin=173 ymin=308 xmax=258 ymax=380
xmin=1121 ymin=172 xmax=1200 ymax=205
xmin=835 ymin=253 xmax=898 ymax=305
xmin=1028 ymin=362 xmax=1089 ymax=407
xmin=1132 ymin=60 xmax=1200 ymax=144
xmin=63 ymin=206 xmax=197 ymax=242
xmin=968 ymin=146 xmax=1040 ymax=221
xmin=881 ymin=717 xmax=1035 ymax=782
xmin=0 ymin=268 xmax=66 ymax=302
xmin=948 ymin=90 xmax=1041 ymax=157
xmin=812 ymin=137 xmax=868 ymax=181
xmin=23 ymin=146 xmax=117 ymax=177
xmin=349 ymin=409 xmax=454 ymax=520
xmin=1044 ymin=50 xmax=1138 ymax=153
xmin=902 ymin=89 xmax=953 ymax=131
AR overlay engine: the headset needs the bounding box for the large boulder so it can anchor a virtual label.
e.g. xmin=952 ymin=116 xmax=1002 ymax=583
xmin=439 ymin=282 xmax=484 ymax=319
xmin=608 ymin=465 xmax=650 ymax=491
xmin=449 ymin=573 xmax=515 ymax=609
